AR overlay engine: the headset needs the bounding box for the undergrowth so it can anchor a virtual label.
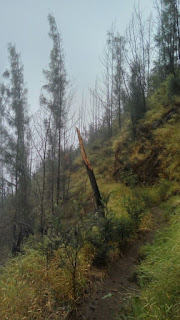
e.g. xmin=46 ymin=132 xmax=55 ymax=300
xmin=0 ymin=79 xmax=179 ymax=319
xmin=0 ymin=188 xmax=150 ymax=319
xmin=123 ymin=200 xmax=180 ymax=320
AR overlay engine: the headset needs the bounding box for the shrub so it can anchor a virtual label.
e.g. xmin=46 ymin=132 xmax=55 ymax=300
xmin=167 ymin=70 xmax=180 ymax=97
xmin=88 ymin=191 xmax=138 ymax=265
xmin=139 ymin=188 xmax=154 ymax=208
xmin=119 ymin=168 xmax=138 ymax=187
xmin=88 ymin=212 xmax=115 ymax=267
xmin=115 ymin=216 xmax=134 ymax=252
xmin=157 ymin=179 xmax=171 ymax=201
xmin=123 ymin=193 xmax=145 ymax=229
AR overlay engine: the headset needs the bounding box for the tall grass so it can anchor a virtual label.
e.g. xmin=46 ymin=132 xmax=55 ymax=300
xmin=127 ymin=213 xmax=180 ymax=319
xmin=0 ymin=247 xmax=92 ymax=319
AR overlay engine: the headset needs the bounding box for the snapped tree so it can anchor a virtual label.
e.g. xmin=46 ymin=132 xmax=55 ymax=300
xmin=76 ymin=128 xmax=104 ymax=216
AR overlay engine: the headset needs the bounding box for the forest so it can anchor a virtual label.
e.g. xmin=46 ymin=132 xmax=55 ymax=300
xmin=0 ymin=0 xmax=180 ymax=319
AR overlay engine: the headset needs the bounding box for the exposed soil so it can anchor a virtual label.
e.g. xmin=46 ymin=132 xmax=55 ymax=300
xmin=72 ymin=207 xmax=165 ymax=320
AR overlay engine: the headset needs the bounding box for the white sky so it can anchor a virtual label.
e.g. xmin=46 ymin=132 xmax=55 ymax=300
xmin=0 ymin=0 xmax=154 ymax=115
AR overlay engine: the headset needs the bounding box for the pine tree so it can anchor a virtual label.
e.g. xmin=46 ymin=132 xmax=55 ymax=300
xmin=155 ymin=0 xmax=180 ymax=78
xmin=41 ymin=14 xmax=68 ymax=206
xmin=96 ymin=26 xmax=117 ymax=138
xmin=4 ymin=44 xmax=31 ymax=254
xmin=0 ymin=86 xmax=5 ymax=209
xmin=113 ymin=35 xmax=125 ymax=129
xmin=128 ymin=62 xmax=145 ymax=137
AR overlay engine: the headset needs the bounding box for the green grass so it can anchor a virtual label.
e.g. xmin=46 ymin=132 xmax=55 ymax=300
xmin=125 ymin=210 xmax=180 ymax=320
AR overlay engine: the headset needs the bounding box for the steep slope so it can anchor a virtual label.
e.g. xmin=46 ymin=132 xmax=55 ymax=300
xmin=0 ymin=81 xmax=179 ymax=320
xmin=114 ymin=89 xmax=180 ymax=186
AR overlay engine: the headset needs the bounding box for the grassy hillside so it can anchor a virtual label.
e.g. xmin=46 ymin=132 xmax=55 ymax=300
xmin=114 ymin=80 xmax=180 ymax=319
xmin=114 ymin=85 xmax=180 ymax=186
xmin=0 ymin=78 xmax=180 ymax=319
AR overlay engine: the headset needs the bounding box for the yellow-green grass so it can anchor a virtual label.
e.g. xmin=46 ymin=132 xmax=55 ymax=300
xmin=127 ymin=206 xmax=180 ymax=320
xmin=0 ymin=245 xmax=97 ymax=320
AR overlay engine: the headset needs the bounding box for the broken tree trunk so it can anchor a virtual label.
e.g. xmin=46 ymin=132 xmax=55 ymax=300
xmin=76 ymin=128 xmax=104 ymax=217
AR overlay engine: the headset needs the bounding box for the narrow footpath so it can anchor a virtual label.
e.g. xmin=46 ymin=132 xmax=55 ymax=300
xmin=74 ymin=207 xmax=165 ymax=320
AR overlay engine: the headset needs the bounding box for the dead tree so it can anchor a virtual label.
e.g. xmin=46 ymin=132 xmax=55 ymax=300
xmin=76 ymin=128 xmax=104 ymax=216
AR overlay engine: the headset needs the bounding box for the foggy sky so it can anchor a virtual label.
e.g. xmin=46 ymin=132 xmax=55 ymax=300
xmin=0 ymin=0 xmax=153 ymax=115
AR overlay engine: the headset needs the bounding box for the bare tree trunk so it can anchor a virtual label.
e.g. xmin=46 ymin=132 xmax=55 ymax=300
xmin=51 ymin=144 xmax=55 ymax=215
xmin=56 ymin=127 xmax=61 ymax=205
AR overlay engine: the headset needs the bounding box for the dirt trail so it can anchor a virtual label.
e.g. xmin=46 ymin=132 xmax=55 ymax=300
xmin=74 ymin=207 xmax=164 ymax=320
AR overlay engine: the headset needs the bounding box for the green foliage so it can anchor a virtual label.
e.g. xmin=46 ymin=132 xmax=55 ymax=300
xmin=123 ymin=192 xmax=146 ymax=229
xmin=167 ymin=70 xmax=180 ymax=97
xmin=127 ymin=214 xmax=180 ymax=319
xmin=146 ymin=81 xmax=169 ymax=118
xmin=118 ymin=168 xmax=138 ymax=187
xmin=1 ymin=37 xmax=180 ymax=319
xmin=138 ymin=188 xmax=154 ymax=208
xmin=153 ymin=119 xmax=180 ymax=182
xmin=115 ymin=216 xmax=134 ymax=251
xmin=137 ymin=180 xmax=178 ymax=210
xmin=154 ymin=0 xmax=179 ymax=77
xmin=88 ymin=203 xmax=115 ymax=267
xmin=46 ymin=196 xmax=93 ymax=300
xmin=1 ymin=44 xmax=32 ymax=255
xmin=157 ymin=179 xmax=171 ymax=201
xmin=89 ymin=212 xmax=134 ymax=266
xmin=160 ymin=196 xmax=180 ymax=220
xmin=88 ymin=193 xmax=138 ymax=266
xmin=0 ymin=212 xmax=93 ymax=319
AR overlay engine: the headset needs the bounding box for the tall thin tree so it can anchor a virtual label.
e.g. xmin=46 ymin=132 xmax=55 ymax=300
xmin=41 ymin=14 xmax=68 ymax=207
xmin=4 ymin=44 xmax=31 ymax=254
